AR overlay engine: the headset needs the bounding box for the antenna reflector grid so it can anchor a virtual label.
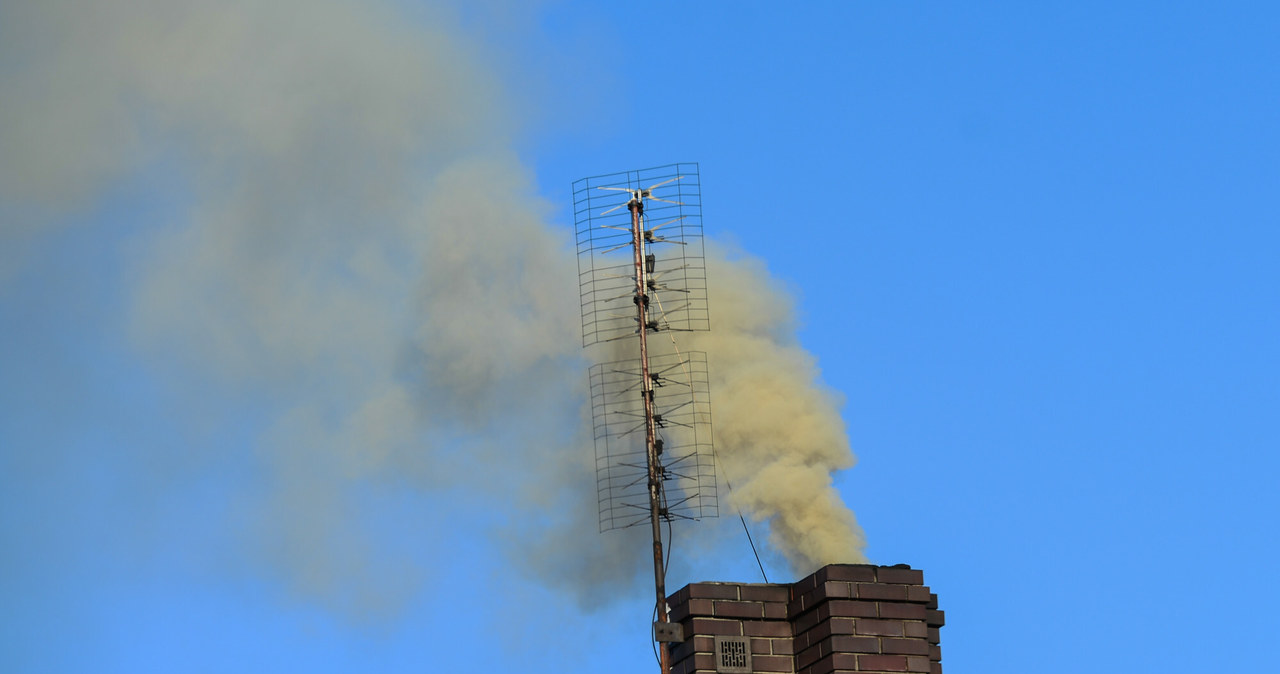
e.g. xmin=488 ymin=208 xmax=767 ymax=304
xmin=574 ymin=162 xmax=710 ymax=347
xmin=589 ymin=351 xmax=718 ymax=532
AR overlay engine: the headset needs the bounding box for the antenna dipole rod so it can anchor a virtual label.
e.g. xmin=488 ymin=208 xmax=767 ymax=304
xmin=631 ymin=196 xmax=671 ymax=674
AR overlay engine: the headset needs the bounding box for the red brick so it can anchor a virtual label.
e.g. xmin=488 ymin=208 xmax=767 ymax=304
xmin=931 ymin=662 xmax=942 ymax=674
xmin=799 ymin=616 xmax=855 ymax=641
xmin=690 ymin=653 xmax=717 ymax=671
xmin=800 ymin=643 xmax=826 ymax=665
xmin=793 ymin=607 xmax=822 ymax=635
xmin=819 ymin=580 xmax=852 ymax=600
xmin=817 ymin=564 xmax=878 ymax=583
xmin=881 ymin=638 xmax=930 ymax=656
xmin=858 ymin=654 xmax=909 ymax=671
xmin=927 ymin=627 xmax=940 ymax=643
xmin=669 ymin=634 xmax=710 ymax=663
xmin=880 ymin=602 xmax=927 ymax=620
xmin=715 ymin=600 xmax=764 ymax=619
xmin=799 ymin=618 xmax=833 ymax=646
xmin=825 ymin=600 xmax=879 ymax=618
xmin=742 ymin=584 xmax=791 ymax=602
xmin=876 ymin=567 xmax=924 ymax=585
xmin=730 ymin=564 xmax=944 ymax=674
xmin=795 ymin=629 xmax=813 ymax=652
xmin=828 ymin=617 xmax=856 ymax=635
xmin=669 ymin=586 xmax=690 ymax=606
xmin=744 ymin=620 xmax=791 ymax=637
xmin=929 ymin=645 xmax=942 ymax=661
xmin=688 ymin=617 xmax=742 ymax=636
xmin=689 ymin=583 xmax=740 ymax=600
xmin=817 ymin=612 xmax=861 ymax=640
xmin=752 ymin=654 xmax=792 ymax=672
xmin=793 ymin=574 xmax=818 ymax=596
xmin=807 ymin=656 xmax=836 ymax=674
xmin=829 ymin=652 xmax=860 ymax=669
xmin=795 ymin=643 xmax=824 ymax=669
xmin=856 ymin=583 xmax=910 ymax=601
xmin=854 ymin=619 xmax=904 ymax=637
xmin=907 ymin=655 xmax=932 ymax=672
xmin=828 ymin=635 xmax=880 ymax=653
xmin=906 ymin=585 xmax=933 ymax=603
xmin=671 ymin=597 xmax=714 ymax=622
xmin=673 ymin=653 xmax=711 ymax=674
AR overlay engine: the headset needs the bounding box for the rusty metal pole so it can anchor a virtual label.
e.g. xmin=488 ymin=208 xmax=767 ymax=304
xmin=630 ymin=195 xmax=670 ymax=674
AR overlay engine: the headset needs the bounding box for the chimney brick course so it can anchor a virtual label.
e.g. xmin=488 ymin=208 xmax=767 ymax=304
xmin=667 ymin=565 xmax=944 ymax=674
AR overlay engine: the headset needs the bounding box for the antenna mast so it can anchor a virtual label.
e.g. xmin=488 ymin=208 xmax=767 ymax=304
xmin=629 ymin=184 xmax=672 ymax=670
xmin=574 ymin=164 xmax=716 ymax=674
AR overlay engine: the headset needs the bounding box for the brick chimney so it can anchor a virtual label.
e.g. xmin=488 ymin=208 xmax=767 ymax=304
xmin=666 ymin=564 xmax=944 ymax=674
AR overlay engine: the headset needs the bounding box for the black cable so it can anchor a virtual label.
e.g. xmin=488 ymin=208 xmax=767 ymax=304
xmin=662 ymin=493 xmax=677 ymax=667
xmin=738 ymin=509 xmax=768 ymax=583
xmin=662 ymin=472 xmax=674 ymax=573
xmin=656 ymin=331 xmax=769 ymax=584
xmin=713 ymin=464 xmax=769 ymax=583
xmin=650 ymin=604 xmax=660 ymax=667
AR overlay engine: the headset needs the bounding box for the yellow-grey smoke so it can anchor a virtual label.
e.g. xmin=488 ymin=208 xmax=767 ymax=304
xmin=2 ymin=0 xmax=585 ymax=615
xmin=1 ymin=0 xmax=866 ymax=614
xmin=685 ymin=253 xmax=868 ymax=573
xmin=586 ymin=248 xmax=869 ymax=580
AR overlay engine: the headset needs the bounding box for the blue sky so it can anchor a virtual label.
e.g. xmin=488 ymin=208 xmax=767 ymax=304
xmin=2 ymin=2 xmax=1277 ymax=673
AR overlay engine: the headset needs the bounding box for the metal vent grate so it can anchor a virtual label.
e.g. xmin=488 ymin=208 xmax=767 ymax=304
xmin=714 ymin=635 xmax=752 ymax=674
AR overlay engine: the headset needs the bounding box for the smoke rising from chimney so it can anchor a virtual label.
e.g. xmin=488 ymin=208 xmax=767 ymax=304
xmin=690 ymin=253 xmax=868 ymax=571
xmin=1 ymin=0 xmax=864 ymax=615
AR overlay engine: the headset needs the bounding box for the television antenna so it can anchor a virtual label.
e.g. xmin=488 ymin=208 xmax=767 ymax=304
xmin=574 ymin=163 xmax=716 ymax=674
